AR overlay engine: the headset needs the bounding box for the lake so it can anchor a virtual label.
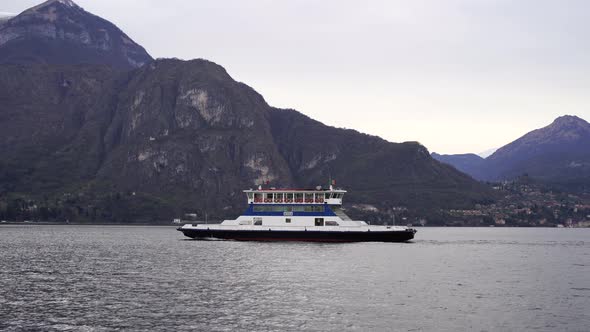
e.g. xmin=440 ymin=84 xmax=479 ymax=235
xmin=0 ymin=226 xmax=588 ymax=331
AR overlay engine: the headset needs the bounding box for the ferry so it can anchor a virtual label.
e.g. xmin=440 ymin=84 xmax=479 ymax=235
xmin=177 ymin=186 xmax=417 ymax=242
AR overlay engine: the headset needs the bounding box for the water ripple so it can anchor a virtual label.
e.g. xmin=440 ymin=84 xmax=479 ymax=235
xmin=0 ymin=226 xmax=589 ymax=331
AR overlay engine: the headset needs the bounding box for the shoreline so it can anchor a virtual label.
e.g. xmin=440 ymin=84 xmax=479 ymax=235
xmin=0 ymin=222 xmax=181 ymax=226
xmin=0 ymin=222 xmax=587 ymax=228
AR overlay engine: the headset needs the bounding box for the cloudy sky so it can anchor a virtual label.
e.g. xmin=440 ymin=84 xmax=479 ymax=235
xmin=4 ymin=0 xmax=590 ymax=154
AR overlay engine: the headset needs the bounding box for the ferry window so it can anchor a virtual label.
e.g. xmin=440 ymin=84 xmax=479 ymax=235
xmin=314 ymin=218 xmax=324 ymax=226
xmin=285 ymin=218 xmax=291 ymax=223
xmin=285 ymin=206 xmax=293 ymax=212
xmin=273 ymin=206 xmax=283 ymax=212
xmin=313 ymin=206 xmax=325 ymax=212
xmin=253 ymin=206 xmax=263 ymax=212
xmin=295 ymin=193 xmax=304 ymax=201
xmin=304 ymin=206 xmax=313 ymax=212
xmin=254 ymin=218 xmax=262 ymax=225
xmin=325 ymin=220 xmax=339 ymax=226
xmin=325 ymin=193 xmax=330 ymax=200
xmin=254 ymin=193 xmax=263 ymax=201
xmin=286 ymin=193 xmax=294 ymax=200
xmin=293 ymin=206 xmax=305 ymax=212
xmin=266 ymin=193 xmax=273 ymax=199
xmin=247 ymin=193 xmax=254 ymax=200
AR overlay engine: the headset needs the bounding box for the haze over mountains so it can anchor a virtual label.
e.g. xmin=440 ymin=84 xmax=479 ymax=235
xmin=430 ymin=153 xmax=487 ymax=181
xmin=0 ymin=0 xmax=493 ymax=223
xmin=433 ymin=115 xmax=590 ymax=191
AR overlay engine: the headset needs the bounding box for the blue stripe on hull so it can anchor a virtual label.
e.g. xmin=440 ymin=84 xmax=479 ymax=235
xmin=241 ymin=204 xmax=338 ymax=217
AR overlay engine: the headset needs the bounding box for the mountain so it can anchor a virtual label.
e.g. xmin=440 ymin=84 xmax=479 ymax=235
xmin=268 ymin=110 xmax=493 ymax=210
xmin=431 ymin=153 xmax=487 ymax=180
xmin=0 ymin=0 xmax=152 ymax=69
xmin=485 ymin=115 xmax=590 ymax=188
xmin=434 ymin=115 xmax=590 ymax=191
xmin=0 ymin=59 xmax=494 ymax=223
xmin=0 ymin=1 xmax=494 ymax=223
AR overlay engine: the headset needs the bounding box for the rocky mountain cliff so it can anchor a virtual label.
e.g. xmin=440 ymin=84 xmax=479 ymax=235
xmin=0 ymin=0 xmax=152 ymax=69
xmin=434 ymin=115 xmax=590 ymax=191
xmin=0 ymin=59 xmax=494 ymax=222
xmin=0 ymin=1 xmax=494 ymax=223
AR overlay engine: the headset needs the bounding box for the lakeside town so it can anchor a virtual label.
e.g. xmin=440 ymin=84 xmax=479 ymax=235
xmin=442 ymin=178 xmax=590 ymax=228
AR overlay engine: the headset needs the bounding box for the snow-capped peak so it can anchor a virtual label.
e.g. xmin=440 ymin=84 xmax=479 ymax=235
xmin=54 ymin=0 xmax=78 ymax=8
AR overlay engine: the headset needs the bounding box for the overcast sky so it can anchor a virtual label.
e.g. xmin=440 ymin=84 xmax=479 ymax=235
xmin=4 ymin=0 xmax=590 ymax=154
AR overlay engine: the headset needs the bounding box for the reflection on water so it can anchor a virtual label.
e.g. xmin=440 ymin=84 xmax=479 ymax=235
xmin=0 ymin=226 xmax=588 ymax=331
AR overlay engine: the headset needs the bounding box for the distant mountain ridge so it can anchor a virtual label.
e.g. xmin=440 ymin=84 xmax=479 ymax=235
xmin=433 ymin=115 xmax=590 ymax=191
xmin=0 ymin=0 xmax=152 ymax=69
xmin=430 ymin=153 xmax=487 ymax=180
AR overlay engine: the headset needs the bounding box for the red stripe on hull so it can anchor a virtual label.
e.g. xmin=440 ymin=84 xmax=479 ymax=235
xmin=231 ymin=237 xmax=357 ymax=243
xmin=178 ymin=228 xmax=416 ymax=243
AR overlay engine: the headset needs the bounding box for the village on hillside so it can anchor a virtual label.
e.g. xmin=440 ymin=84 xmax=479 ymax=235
xmin=443 ymin=179 xmax=590 ymax=227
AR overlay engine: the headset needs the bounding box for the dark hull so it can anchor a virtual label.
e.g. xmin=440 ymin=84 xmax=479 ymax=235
xmin=178 ymin=228 xmax=416 ymax=243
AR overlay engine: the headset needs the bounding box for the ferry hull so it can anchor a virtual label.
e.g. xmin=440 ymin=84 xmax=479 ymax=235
xmin=178 ymin=228 xmax=416 ymax=243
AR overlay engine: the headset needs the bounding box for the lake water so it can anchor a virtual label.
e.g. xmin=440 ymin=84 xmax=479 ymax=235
xmin=0 ymin=226 xmax=588 ymax=331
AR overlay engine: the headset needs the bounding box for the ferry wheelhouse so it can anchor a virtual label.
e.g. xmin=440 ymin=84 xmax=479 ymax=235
xmin=178 ymin=186 xmax=417 ymax=242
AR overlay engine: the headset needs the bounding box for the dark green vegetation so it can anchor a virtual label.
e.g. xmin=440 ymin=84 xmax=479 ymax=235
xmin=269 ymin=109 xmax=494 ymax=210
xmin=0 ymin=0 xmax=495 ymax=224
xmin=0 ymin=61 xmax=495 ymax=223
